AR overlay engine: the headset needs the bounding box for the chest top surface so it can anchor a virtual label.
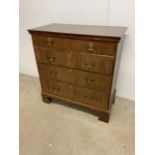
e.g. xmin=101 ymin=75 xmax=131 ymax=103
xmin=28 ymin=23 xmax=127 ymax=39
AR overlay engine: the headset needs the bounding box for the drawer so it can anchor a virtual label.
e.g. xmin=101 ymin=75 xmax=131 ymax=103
xmin=74 ymin=86 xmax=109 ymax=110
xmin=77 ymin=53 xmax=114 ymax=75
xmin=38 ymin=63 xmax=112 ymax=92
xmin=71 ymin=40 xmax=117 ymax=56
xmin=35 ymin=48 xmax=76 ymax=68
xmin=32 ymin=35 xmax=70 ymax=51
xmin=76 ymin=70 xmax=112 ymax=92
xmin=40 ymin=78 xmax=109 ymax=110
xmin=38 ymin=63 xmax=77 ymax=84
xmin=40 ymin=78 xmax=74 ymax=99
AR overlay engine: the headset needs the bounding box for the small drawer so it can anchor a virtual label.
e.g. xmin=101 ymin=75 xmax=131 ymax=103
xmin=49 ymin=81 xmax=74 ymax=99
xmin=32 ymin=35 xmax=70 ymax=51
xmin=38 ymin=63 xmax=77 ymax=84
xmin=74 ymin=86 xmax=109 ymax=110
xmin=40 ymin=78 xmax=74 ymax=99
xmin=48 ymin=50 xmax=76 ymax=67
xmin=76 ymin=70 xmax=112 ymax=92
xmin=77 ymin=53 xmax=114 ymax=75
xmin=71 ymin=40 xmax=117 ymax=56
xmin=35 ymin=48 xmax=77 ymax=68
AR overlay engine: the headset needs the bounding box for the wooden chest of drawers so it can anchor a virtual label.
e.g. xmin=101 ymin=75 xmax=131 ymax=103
xmin=28 ymin=23 xmax=126 ymax=122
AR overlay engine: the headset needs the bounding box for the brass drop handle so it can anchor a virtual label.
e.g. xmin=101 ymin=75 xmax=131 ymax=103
xmin=85 ymin=63 xmax=94 ymax=69
xmin=46 ymin=41 xmax=54 ymax=47
xmin=85 ymin=78 xmax=95 ymax=84
xmin=86 ymin=42 xmax=96 ymax=52
xmin=87 ymin=47 xmax=95 ymax=51
xmin=49 ymin=57 xmax=56 ymax=62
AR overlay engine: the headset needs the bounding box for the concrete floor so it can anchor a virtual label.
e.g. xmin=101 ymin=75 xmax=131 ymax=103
xmin=20 ymin=74 xmax=135 ymax=155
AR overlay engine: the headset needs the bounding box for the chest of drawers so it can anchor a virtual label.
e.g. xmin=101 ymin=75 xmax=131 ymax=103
xmin=28 ymin=23 xmax=126 ymax=122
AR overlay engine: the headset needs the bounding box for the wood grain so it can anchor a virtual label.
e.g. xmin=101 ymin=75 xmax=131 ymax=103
xmin=29 ymin=23 xmax=127 ymax=38
xmin=29 ymin=23 xmax=127 ymax=123
xmin=38 ymin=63 xmax=112 ymax=92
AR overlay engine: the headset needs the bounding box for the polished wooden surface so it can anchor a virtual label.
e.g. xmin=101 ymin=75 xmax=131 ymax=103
xmin=29 ymin=23 xmax=127 ymax=38
xmin=38 ymin=63 xmax=112 ymax=92
xmin=35 ymin=48 xmax=114 ymax=75
xmin=40 ymin=78 xmax=109 ymax=110
xmin=29 ymin=23 xmax=126 ymax=123
xmin=71 ymin=39 xmax=117 ymax=56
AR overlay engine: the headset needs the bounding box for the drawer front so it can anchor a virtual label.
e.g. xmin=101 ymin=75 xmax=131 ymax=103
xmin=34 ymin=48 xmax=48 ymax=63
xmin=76 ymin=70 xmax=112 ymax=92
xmin=74 ymin=86 xmax=109 ymax=109
xmin=32 ymin=35 xmax=70 ymax=51
xmin=71 ymin=40 xmax=117 ymax=56
xmin=35 ymin=48 xmax=76 ymax=68
xmin=40 ymin=78 xmax=109 ymax=110
xmin=40 ymin=78 xmax=74 ymax=99
xmin=38 ymin=63 xmax=77 ymax=84
xmin=38 ymin=63 xmax=112 ymax=92
xmin=77 ymin=53 xmax=114 ymax=75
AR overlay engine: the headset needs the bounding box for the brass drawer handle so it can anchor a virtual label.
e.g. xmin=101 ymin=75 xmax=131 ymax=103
xmin=85 ymin=63 xmax=94 ymax=69
xmin=46 ymin=41 xmax=54 ymax=47
xmin=49 ymin=57 xmax=56 ymax=62
xmin=87 ymin=47 xmax=96 ymax=52
xmin=86 ymin=42 xmax=96 ymax=52
xmin=85 ymin=78 xmax=95 ymax=84
xmin=69 ymin=85 xmax=74 ymax=92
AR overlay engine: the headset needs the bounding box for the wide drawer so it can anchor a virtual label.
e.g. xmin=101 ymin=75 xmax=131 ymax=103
xmin=40 ymin=78 xmax=109 ymax=110
xmin=32 ymin=35 xmax=70 ymax=51
xmin=77 ymin=53 xmax=114 ymax=75
xmin=35 ymin=49 xmax=114 ymax=75
xmin=38 ymin=63 xmax=112 ymax=92
xmin=71 ymin=40 xmax=117 ymax=56
xmin=32 ymin=35 xmax=117 ymax=56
